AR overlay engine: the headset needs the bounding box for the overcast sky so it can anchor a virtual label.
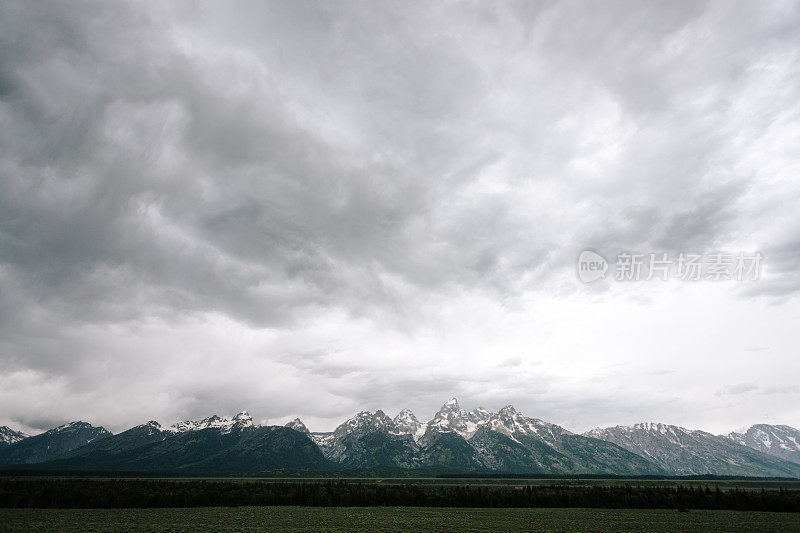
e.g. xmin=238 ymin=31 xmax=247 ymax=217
xmin=1 ymin=1 xmax=799 ymax=436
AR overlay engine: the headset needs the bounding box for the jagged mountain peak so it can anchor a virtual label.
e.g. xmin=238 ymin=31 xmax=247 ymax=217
xmin=635 ymin=421 xmax=689 ymax=433
xmin=583 ymin=421 xmax=800 ymax=477
xmin=724 ymin=424 xmax=800 ymax=465
xmin=285 ymin=418 xmax=310 ymax=434
xmin=585 ymin=422 xmax=692 ymax=440
xmin=393 ymin=409 xmax=423 ymax=438
xmin=499 ymin=405 xmax=518 ymax=415
xmin=334 ymin=410 xmax=399 ymax=438
xmin=50 ymin=421 xmax=101 ymax=433
xmin=484 ymin=408 xmax=569 ymax=446
xmin=466 ymin=407 xmax=491 ymax=426
xmin=128 ymin=420 xmax=166 ymax=436
xmin=305 ymin=398 xmax=663 ymax=475
xmin=0 ymin=421 xmax=112 ymax=465
xmin=170 ymin=411 xmax=253 ymax=434
xmin=394 ymin=409 xmax=420 ymax=423
xmin=438 ymin=398 xmax=461 ymax=413
xmin=232 ymin=411 xmax=253 ymax=427
xmin=427 ymin=398 xmax=470 ymax=437
xmin=416 ymin=399 xmax=563 ymax=443
xmin=6 ymin=402 xmax=800 ymax=478
xmin=0 ymin=426 xmax=30 ymax=446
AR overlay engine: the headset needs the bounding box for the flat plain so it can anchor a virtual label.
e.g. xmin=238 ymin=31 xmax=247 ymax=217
xmin=2 ymin=507 xmax=800 ymax=533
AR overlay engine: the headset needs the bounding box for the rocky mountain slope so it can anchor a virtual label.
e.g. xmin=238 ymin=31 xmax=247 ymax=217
xmin=0 ymin=426 xmax=29 ymax=448
xmin=725 ymin=424 xmax=800 ymax=465
xmin=308 ymin=399 xmax=660 ymax=474
xmin=0 ymin=422 xmax=111 ymax=465
xmin=169 ymin=412 xmax=253 ymax=433
xmin=44 ymin=419 xmax=326 ymax=474
xmin=584 ymin=422 xmax=800 ymax=477
xmin=4 ymin=402 xmax=799 ymax=477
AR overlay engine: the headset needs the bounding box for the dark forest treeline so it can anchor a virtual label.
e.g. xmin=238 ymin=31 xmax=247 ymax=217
xmin=1 ymin=480 xmax=799 ymax=511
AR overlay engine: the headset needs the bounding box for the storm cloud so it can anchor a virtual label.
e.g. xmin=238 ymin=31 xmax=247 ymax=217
xmin=1 ymin=1 xmax=799 ymax=435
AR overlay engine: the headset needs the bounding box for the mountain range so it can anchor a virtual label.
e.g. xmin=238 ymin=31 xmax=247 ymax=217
xmin=306 ymin=400 xmax=657 ymax=475
xmin=725 ymin=424 xmax=800 ymax=466
xmin=584 ymin=422 xmax=800 ymax=477
xmin=1 ymin=399 xmax=799 ymax=477
xmin=0 ymin=422 xmax=110 ymax=464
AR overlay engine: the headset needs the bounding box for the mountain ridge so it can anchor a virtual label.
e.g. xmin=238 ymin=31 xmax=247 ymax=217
xmin=0 ymin=421 xmax=111 ymax=465
xmin=0 ymin=426 xmax=29 ymax=448
xmin=584 ymin=422 xmax=800 ymax=477
xmin=2 ymin=401 xmax=798 ymax=478
xmin=724 ymin=424 xmax=800 ymax=465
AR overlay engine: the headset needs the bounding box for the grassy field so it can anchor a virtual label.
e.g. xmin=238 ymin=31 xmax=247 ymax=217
xmin=8 ymin=475 xmax=799 ymax=491
xmin=215 ymin=476 xmax=800 ymax=491
xmin=1 ymin=506 xmax=799 ymax=532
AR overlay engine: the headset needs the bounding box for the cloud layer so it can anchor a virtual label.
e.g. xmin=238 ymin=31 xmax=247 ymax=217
xmin=1 ymin=1 xmax=799 ymax=434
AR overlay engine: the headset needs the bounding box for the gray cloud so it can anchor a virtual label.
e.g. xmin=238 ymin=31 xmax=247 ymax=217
xmin=1 ymin=1 xmax=799 ymax=433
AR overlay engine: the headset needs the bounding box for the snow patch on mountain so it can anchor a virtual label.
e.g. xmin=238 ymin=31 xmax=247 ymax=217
xmin=423 ymin=397 xmax=473 ymax=439
xmin=310 ymin=432 xmax=334 ymax=447
xmin=169 ymin=411 xmax=253 ymax=434
xmin=379 ymin=399 xmax=572 ymax=447
xmin=333 ymin=410 xmax=399 ymax=438
xmin=487 ymin=405 xmax=571 ymax=445
xmin=285 ymin=418 xmax=310 ymax=434
xmin=0 ymin=426 xmax=29 ymax=446
xmin=584 ymin=422 xmax=800 ymax=477
xmin=393 ymin=409 xmax=422 ymax=437
xmin=133 ymin=420 xmax=167 ymax=436
xmin=313 ymin=409 xmax=409 ymax=462
xmin=724 ymin=424 xmax=800 ymax=465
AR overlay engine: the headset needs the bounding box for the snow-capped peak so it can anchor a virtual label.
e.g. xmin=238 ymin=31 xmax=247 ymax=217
xmin=499 ymin=405 xmax=517 ymax=415
xmin=49 ymin=421 xmax=102 ymax=434
xmin=425 ymin=398 xmax=473 ymax=439
xmin=131 ymin=420 xmax=166 ymax=435
xmin=634 ymin=422 xmax=692 ymax=436
xmin=233 ymin=411 xmax=252 ymax=425
xmin=170 ymin=411 xmax=253 ymax=434
xmin=723 ymin=424 xmax=800 ymax=464
xmin=285 ymin=418 xmax=310 ymax=434
xmin=394 ymin=408 xmax=420 ymax=425
xmin=481 ymin=407 xmax=569 ymax=445
xmin=393 ymin=409 xmax=423 ymax=438
xmin=583 ymin=422 xmax=693 ymax=447
xmin=467 ymin=407 xmax=491 ymax=425
xmin=334 ymin=410 xmax=399 ymax=438
xmin=0 ymin=425 xmax=29 ymax=445
xmin=316 ymin=399 xmax=575 ymax=449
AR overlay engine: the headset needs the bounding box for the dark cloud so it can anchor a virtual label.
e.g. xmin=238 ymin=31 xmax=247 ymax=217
xmin=1 ymin=1 xmax=799 ymax=433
